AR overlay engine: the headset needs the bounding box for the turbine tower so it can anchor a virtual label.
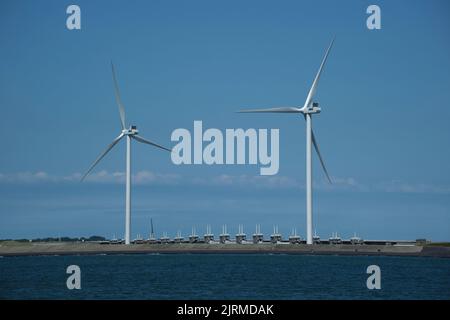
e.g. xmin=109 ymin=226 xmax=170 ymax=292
xmin=81 ymin=63 xmax=171 ymax=245
xmin=239 ymin=39 xmax=334 ymax=245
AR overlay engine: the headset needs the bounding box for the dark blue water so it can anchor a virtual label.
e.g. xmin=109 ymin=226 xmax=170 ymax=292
xmin=0 ymin=254 xmax=449 ymax=299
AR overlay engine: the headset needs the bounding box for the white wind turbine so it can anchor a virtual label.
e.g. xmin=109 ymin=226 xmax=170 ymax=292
xmin=239 ymin=39 xmax=335 ymax=245
xmin=81 ymin=63 xmax=171 ymax=245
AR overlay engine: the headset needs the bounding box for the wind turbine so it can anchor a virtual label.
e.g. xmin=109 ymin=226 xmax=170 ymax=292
xmin=81 ymin=63 xmax=171 ymax=245
xmin=239 ymin=39 xmax=335 ymax=245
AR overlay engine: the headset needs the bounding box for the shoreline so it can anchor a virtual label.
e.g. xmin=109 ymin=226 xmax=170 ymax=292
xmin=1 ymin=242 xmax=450 ymax=258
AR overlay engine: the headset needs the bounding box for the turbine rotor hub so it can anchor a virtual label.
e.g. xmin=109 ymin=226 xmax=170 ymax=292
xmin=303 ymin=102 xmax=321 ymax=114
xmin=122 ymin=125 xmax=139 ymax=135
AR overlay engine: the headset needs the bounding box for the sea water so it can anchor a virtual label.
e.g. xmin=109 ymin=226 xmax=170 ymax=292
xmin=0 ymin=254 xmax=449 ymax=299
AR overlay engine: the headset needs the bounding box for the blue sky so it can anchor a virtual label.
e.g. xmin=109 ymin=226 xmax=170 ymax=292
xmin=0 ymin=0 xmax=449 ymax=241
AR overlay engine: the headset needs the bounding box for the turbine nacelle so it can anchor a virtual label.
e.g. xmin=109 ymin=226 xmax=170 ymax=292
xmin=302 ymin=102 xmax=321 ymax=114
xmin=122 ymin=125 xmax=139 ymax=135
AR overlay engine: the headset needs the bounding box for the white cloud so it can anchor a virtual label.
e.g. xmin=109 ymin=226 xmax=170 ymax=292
xmin=192 ymin=174 xmax=299 ymax=189
xmin=375 ymin=180 xmax=450 ymax=194
xmin=79 ymin=170 xmax=182 ymax=185
xmin=134 ymin=171 xmax=181 ymax=185
xmin=0 ymin=170 xmax=181 ymax=186
xmin=0 ymin=171 xmax=55 ymax=183
xmin=315 ymin=176 xmax=369 ymax=192
xmin=1 ymin=171 xmax=449 ymax=195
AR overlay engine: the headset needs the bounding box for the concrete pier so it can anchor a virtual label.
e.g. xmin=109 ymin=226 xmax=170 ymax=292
xmin=1 ymin=241 xmax=448 ymax=258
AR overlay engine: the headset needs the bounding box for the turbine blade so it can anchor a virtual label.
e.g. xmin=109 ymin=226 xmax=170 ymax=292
xmin=237 ymin=107 xmax=302 ymax=113
xmin=111 ymin=62 xmax=127 ymax=129
xmin=81 ymin=133 xmax=124 ymax=181
xmin=132 ymin=135 xmax=172 ymax=152
xmin=303 ymin=38 xmax=335 ymax=109
xmin=311 ymin=130 xmax=332 ymax=184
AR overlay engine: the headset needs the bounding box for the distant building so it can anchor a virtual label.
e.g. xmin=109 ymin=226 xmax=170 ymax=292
xmin=235 ymin=224 xmax=246 ymax=244
xmin=415 ymin=239 xmax=428 ymax=246
xmin=189 ymin=227 xmax=199 ymax=243
xmin=219 ymin=225 xmax=231 ymax=244
xmin=289 ymin=228 xmax=301 ymax=244
xmin=329 ymin=232 xmax=342 ymax=245
xmin=350 ymin=233 xmax=364 ymax=245
xmin=160 ymin=232 xmax=170 ymax=244
xmin=313 ymin=230 xmax=321 ymax=244
xmin=203 ymin=225 xmax=214 ymax=243
xmin=174 ymin=231 xmax=184 ymax=243
xmin=147 ymin=236 xmax=157 ymax=244
xmin=252 ymin=224 xmax=263 ymax=244
xmin=270 ymin=225 xmax=282 ymax=244
xmin=132 ymin=234 xmax=145 ymax=244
